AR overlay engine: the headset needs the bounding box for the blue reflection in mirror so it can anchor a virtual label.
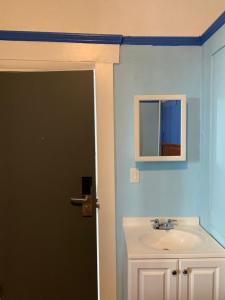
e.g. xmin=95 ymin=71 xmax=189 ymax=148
xmin=160 ymin=100 xmax=181 ymax=156
xmin=140 ymin=100 xmax=181 ymax=156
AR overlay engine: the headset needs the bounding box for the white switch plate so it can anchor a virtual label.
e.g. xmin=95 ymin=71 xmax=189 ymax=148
xmin=130 ymin=168 xmax=140 ymax=183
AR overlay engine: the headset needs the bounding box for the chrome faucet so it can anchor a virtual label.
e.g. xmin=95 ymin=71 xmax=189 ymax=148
xmin=151 ymin=218 xmax=177 ymax=230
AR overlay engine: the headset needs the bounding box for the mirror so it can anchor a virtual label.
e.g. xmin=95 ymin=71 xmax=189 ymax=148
xmin=134 ymin=95 xmax=186 ymax=161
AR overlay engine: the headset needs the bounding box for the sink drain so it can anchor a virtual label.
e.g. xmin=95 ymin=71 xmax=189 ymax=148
xmin=163 ymin=248 xmax=170 ymax=251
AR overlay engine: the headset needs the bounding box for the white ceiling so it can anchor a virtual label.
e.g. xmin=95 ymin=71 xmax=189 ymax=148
xmin=0 ymin=0 xmax=225 ymax=36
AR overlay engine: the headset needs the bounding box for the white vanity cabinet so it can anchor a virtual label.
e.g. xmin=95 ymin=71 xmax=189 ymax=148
xmin=128 ymin=258 xmax=225 ymax=300
xmin=128 ymin=259 xmax=177 ymax=300
xmin=179 ymin=258 xmax=225 ymax=300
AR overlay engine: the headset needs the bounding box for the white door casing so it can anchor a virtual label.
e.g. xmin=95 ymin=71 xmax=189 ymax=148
xmin=0 ymin=40 xmax=119 ymax=300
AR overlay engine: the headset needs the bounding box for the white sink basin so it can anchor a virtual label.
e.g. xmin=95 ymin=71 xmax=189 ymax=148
xmin=123 ymin=217 xmax=225 ymax=258
xmin=140 ymin=229 xmax=202 ymax=251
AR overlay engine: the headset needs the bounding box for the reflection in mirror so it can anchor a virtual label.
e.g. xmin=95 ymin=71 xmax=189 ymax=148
xmin=140 ymin=100 xmax=181 ymax=156
xmin=134 ymin=95 xmax=186 ymax=161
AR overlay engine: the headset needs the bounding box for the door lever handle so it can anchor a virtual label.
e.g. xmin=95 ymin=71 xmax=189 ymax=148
xmin=70 ymin=195 xmax=88 ymax=204
xmin=70 ymin=195 xmax=92 ymax=217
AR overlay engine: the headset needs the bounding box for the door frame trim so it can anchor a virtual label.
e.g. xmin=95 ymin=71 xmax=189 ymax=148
xmin=0 ymin=41 xmax=119 ymax=300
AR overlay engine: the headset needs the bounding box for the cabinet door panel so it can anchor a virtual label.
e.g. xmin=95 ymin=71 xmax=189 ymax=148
xmin=179 ymin=259 xmax=225 ymax=300
xmin=128 ymin=260 xmax=177 ymax=300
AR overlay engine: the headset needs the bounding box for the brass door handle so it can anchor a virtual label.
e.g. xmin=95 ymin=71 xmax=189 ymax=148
xmin=70 ymin=195 xmax=88 ymax=204
xmin=70 ymin=195 xmax=93 ymax=217
xmin=70 ymin=195 xmax=99 ymax=216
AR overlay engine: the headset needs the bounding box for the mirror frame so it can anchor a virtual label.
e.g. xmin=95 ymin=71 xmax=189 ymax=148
xmin=134 ymin=94 xmax=186 ymax=161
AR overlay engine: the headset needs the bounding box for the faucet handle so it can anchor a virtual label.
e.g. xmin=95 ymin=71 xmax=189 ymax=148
xmin=167 ymin=218 xmax=177 ymax=223
xmin=150 ymin=218 xmax=160 ymax=223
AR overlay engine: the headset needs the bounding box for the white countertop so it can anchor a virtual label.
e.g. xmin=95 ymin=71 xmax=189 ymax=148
xmin=123 ymin=217 xmax=225 ymax=259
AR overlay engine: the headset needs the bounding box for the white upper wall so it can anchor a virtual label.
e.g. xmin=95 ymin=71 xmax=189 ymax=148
xmin=0 ymin=0 xmax=224 ymax=36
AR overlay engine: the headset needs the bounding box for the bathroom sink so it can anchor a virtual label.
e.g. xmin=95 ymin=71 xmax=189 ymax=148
xmin=140 ymin=229 xmax=202 ymax=251
xmin=124 ymin=217 xmax=225 ymax=258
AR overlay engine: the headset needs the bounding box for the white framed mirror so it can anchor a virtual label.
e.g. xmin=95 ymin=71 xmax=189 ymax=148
xmin=134 ymin=94 xmax=186 ymax=161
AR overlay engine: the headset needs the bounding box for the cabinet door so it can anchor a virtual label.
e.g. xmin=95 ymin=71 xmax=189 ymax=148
xmin=128 ymin=259 xmax=178 ymax=300
xmin=179 ymin=259 xmax=225 ymax=300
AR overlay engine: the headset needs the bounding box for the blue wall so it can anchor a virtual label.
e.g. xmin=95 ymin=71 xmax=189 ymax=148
xmin=114 ymin=46 xmax=201 ymax=300
xmin=200 ymin=25 xmax=225 ymax=244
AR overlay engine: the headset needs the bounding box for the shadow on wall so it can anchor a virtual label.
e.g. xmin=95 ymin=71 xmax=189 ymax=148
xmin=136 ymin=97 xmax=200 ymax=171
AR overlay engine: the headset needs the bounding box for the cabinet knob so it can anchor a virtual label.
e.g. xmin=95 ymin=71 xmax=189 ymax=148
xmin=172 ymin=270 xmax=177 ymax=276
xmin=183 ymin=269 xmax=188 ymax=275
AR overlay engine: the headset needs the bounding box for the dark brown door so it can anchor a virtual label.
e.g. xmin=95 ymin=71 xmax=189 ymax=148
xmin=0 ymin=71 xmax=97 ymax=300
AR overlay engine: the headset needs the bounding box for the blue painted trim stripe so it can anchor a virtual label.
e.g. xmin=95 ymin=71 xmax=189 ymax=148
xmin=0 ymin=30 xmax=123 ymax=44
xmin=0 ymin=10 xmax=224 ymax=46
xmin=122 ymin=36 xmax=201 ymax=46
xmin=0 ymin=30 xmax=202 ymax=46
xmin=201 ymin=11 xmax=225 ymax=44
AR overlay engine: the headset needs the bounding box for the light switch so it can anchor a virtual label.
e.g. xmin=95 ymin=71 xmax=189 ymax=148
xmin=130 ymin=168 xmax=140 ymax=183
